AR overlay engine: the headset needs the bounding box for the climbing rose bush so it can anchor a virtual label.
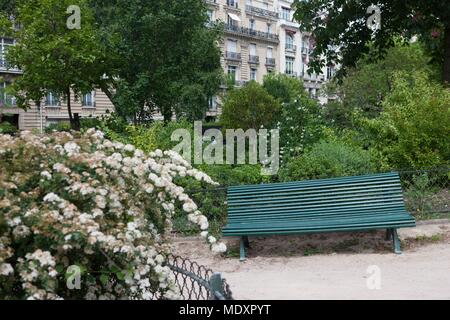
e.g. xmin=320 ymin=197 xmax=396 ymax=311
xmin=0 ymin=129 xmax=226 ymax=300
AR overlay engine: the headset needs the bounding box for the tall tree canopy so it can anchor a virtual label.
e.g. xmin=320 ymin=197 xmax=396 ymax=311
xmin=89 ymin=0 xmax=223 ymax=122
xmin=293 ymin=0 xmax=450 ymax=84
xmin=1 ymin=0 xmax=111 ymax=129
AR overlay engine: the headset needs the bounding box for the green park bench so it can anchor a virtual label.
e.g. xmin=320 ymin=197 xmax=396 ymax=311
xmin=222 ymin=172 xmax=416 ymax=261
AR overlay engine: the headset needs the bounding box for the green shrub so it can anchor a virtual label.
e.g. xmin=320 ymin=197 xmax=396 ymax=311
xmin=279 ymin=140 xmax=375 ymax=181
xmin=277 ymin=95 xmax=325 ymax=161
xmin=263 ymin=73 xmax=305 ymax=104
xmin=0 ymin=122 xmax=18 ymax=135
xmin=220 ymin=81 xmax=280 ymax=130
xmin=44 ymin=122 xmax=71 ymax=133
xmin=359 ymin=71 xmax=450 ymax=169
xmin=126 ymin=120 xmax=193 ymax=153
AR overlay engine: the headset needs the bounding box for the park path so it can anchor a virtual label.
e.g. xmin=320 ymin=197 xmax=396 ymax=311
xmin=172 ymin=220 xmax=450 ymax=300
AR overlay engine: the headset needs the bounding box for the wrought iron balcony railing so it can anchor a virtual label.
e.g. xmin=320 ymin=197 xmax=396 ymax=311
xmin=225 ymin=51 xmax=241 ymax=61
xmin=265 ymin=58 xmax=276 ymax=66
xmin=245 ymin=5 xmax=278 ymax=19
xmin=248 ymin=55 xmax=260 ymax=64
xmin=225 ymin=24 xmax=279 ymax=43
xmin=286 ymin=44 xmax=297 ymax=52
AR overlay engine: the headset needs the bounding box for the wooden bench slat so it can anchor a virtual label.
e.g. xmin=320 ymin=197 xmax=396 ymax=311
xmin=228 ymin=181 xmax=402 ymax=198
xmin=227 ymin=208 xmax=410 ymax=222
xmin=228 ymin=189 xmax=403 ymax=207
xmin=228 ymin=198 xmax=406 ymax=214
xmin=228 ymin=173 xmax=399 ymax=192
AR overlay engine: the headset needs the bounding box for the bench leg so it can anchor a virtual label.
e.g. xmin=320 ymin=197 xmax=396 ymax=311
xmin=243 ymin=236 xmax=250 ymax=249
xmin=385 ymin=229 xmax=392 ymax=241
xmin=240 ymin=237 xmax=246 ymax=262
xmin=391 ymin=229 xmax=402 ymax=254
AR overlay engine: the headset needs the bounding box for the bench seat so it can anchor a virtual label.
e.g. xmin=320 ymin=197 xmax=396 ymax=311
xmin=222 ymin=172 xmax=416 ymax=260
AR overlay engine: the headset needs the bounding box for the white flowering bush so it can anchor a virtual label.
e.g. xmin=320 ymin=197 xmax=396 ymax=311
xmin=0 ymin=129 xmax=226 ymax=300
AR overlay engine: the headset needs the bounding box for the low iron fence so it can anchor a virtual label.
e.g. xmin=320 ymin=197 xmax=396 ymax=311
xmin=151 ymin=255 xmax=233 ymax=300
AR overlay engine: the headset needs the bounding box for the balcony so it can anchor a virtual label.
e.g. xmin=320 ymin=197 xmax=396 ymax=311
xmin=285 ymin=71 xmax=298 ymax=78
xmin=0 ymin=59 xmax=22 ymax=74
xmin=265 ymin=58 xmax=276 ymax=66
xmin=225 ymin=24 xmax=279 ymax=43
xmin=248 ymin=55 xmax=260 ymax=64
xmin=285 ymin=44 xmax=297 ymax=52
xmin=234 ymin=80 xmax=248 ymax=87
xmin=225 ymin=51 xmax=241 ymax=61
xmin=245 ymin=5 xmax=278 ymax=20
xmin=226 ymin=0 xmax=238 ymax=9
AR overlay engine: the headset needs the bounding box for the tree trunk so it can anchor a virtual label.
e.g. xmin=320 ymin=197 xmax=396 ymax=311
xmin=66 ymin=88 xmax=75 ymax=129
xmin=162 ymin=106 xmax=172 ymax=123
xmin=443 ymin=26 xmax=450 ymax=86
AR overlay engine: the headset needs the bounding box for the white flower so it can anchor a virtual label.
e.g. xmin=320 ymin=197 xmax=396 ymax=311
xmin=211 ymin=243 xmax=227 ymax=254
xmin=40 ymin=171 xmax=52 ymax=180
xmin=208 ymin=236 xmax=217 ymax=244
xmin=0 ymin=263 xmax=14 ymax=276
xmin=43 ymin=193 xmax=62 ymax=203
xmin=64 ymin=142 xmax=80 ymax=156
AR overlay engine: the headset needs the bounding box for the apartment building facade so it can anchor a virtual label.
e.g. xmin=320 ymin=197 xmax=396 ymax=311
xmin=0 ymin=36 xmax=114 ymax=131
xmin=276 ymin=0 xmax=336 ymax=104
xmin=206 ymin=0 xmax=337 ymax=115
xmin=206 ymin=0 xmax=281 ymax=117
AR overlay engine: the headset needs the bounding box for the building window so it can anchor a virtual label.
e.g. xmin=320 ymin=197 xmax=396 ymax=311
xmin=285 ymin=56 xmax=295 ymax=75
xmin=81 ymin=92 xmax=94 ymax=107
xmin=0 ymin=38 xmax=14 ymax=69
xmin=45 ymin=92 xmax=60 ymax=107
xmin=228 ymin=65 xmax=237 ymax=83
xmin=250 ymin=68 xmax=257 ymax=81
xmin=0 ymin=82 xmax=16 ymax=106
xmin=327 ymin=66 xmax=335 ymax=80
xmin=249 ymin=19 xmax=255 ymax=30
xmin=207 ymin=10 xmax=213 ymax=24
xmin=281 ymin=7 xmax=291 ymax=21
xmin=227 ymin=0 xmax=238 ymax=9
xmin=208 ymin=96 xmax=217 ymax=111
xmin=267 ymin=23 xmax=272 ymax=34
xmin=286 ymin=34 xmax=294 ymax=50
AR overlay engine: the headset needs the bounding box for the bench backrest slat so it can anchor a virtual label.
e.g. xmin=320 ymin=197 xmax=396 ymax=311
xmin=227 ymin=173 xmax=406 ymax=218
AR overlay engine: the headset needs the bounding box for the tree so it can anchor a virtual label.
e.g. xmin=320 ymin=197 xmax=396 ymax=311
xmin=293 ymin=0 xmax=450 ymax=84
xmin=2 ymin=0 xmax=112 ymax=129
xmin=324 ymin=42 xmax=439 ymax=120
xmin=220 ymin=81 xmax=280 ymax=131
xmin=359 ymin=71 xmax=450 ymax=169
xmin=262 ymin=73 xmax=305 ymax=104
xmin=89 ymin=0 xmax=223 ymax=123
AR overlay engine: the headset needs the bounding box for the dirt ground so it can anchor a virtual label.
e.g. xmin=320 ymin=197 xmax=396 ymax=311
xmin=171 ymin=220 xmax=450 ymax=300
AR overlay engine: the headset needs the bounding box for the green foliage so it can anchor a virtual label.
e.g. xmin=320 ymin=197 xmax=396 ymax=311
xmin=44 ymin=122 xmax=71 ymax=133
xmin=324 ymin=43 xmax=439 ymax=119
xmin=7 ymin=0 xmax=111 ymax=127
xmin=126 ymin=120 xmax=193 ymax=153
xmin=293 ymin=0 xmax=450 ymax=83
xmin=220 ymin=81 xmax=280 ymax=130
xmin=80 ymin=113 xmax=129 ymax=143
xmin=279 ymin=140 xmax=375 ymax=182
xmin=0 ymin=121 xmax=18 ymax=134
xmin=276 ymin=95 xmax=325 ymax=160
xmin=89 ymin=0 xmax=223 ymax=122
xmin=263 ymin=73 xmax=306 ymax=104
xmin=360 ymin=71 xmax=450 ymax=169
xmin=174 ymin=164 xmax=270 ymax=236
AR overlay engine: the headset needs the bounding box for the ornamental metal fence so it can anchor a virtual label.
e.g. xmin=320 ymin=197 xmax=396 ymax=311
xmin=150 ymin=255 xmax=233 ymax=300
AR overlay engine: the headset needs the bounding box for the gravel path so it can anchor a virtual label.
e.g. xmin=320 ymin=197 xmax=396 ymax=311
xmin=172 ymin=221 xmax=450 ymax=300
